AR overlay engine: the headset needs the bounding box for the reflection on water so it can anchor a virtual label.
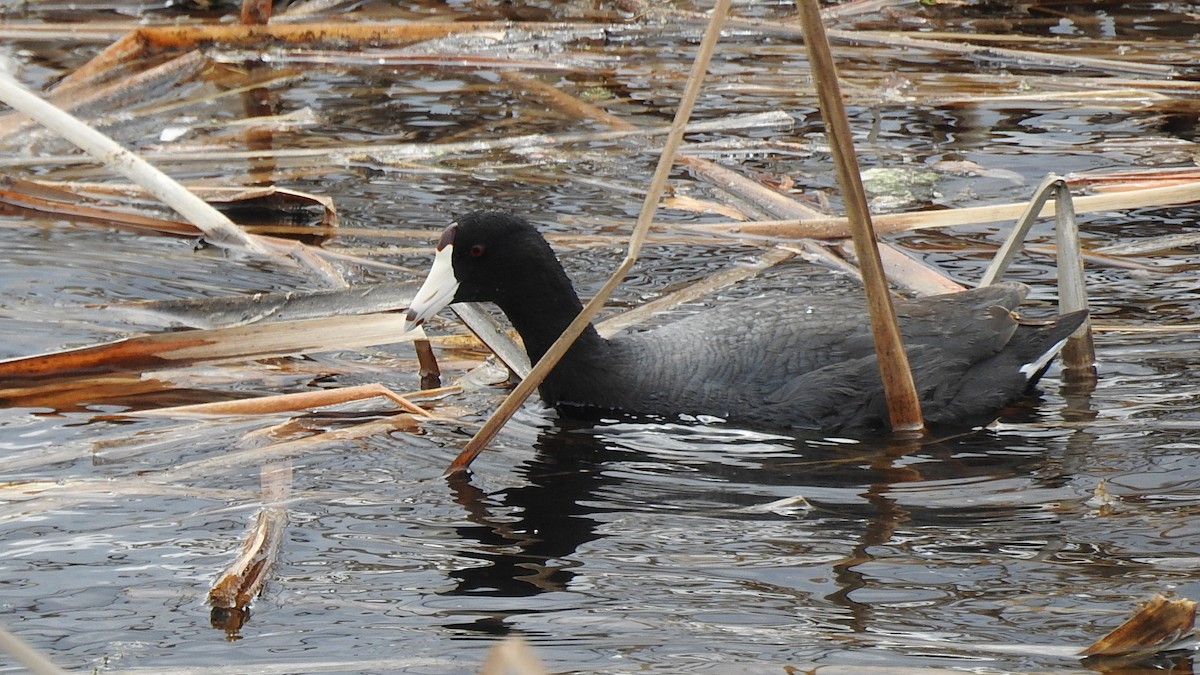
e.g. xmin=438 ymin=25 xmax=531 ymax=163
xmin=424 ymin=398 xmax=1200 ymax=669
xmin=445 ymin=422 xmax=615 ymax=604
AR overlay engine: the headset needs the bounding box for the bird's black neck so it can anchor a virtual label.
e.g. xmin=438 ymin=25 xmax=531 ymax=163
xmin=484 ymin=240 xmax=615 ymax=409
xmin=495 ymin=289 xmax=608 ymax=368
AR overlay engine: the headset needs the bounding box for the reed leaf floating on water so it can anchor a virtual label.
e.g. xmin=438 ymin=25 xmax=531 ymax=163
xmin=1080 ymin=595 xmax=1197 ymax=660
xmin=0 ymin=313 xmax=419 ymax=404
xmin=208 ymin=505 xmax=288 ymax=637
xmin=0 ymin=177 xmax=339 ymax=240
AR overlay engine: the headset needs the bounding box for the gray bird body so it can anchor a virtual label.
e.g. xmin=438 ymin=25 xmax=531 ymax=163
xmin=406 ymin=211 xmax=1088 ymax=433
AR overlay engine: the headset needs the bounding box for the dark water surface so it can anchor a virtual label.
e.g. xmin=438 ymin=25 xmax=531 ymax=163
xmin=2 ymin=1 xmax=1200 ymax=673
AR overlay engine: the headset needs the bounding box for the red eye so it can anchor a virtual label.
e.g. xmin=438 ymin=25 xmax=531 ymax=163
xmin=469 ymin=244 xmax=486 ymax=258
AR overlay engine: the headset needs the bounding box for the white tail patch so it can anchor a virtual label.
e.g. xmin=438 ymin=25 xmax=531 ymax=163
xmin=1019 ymin=335 xmax=1071 ymax=379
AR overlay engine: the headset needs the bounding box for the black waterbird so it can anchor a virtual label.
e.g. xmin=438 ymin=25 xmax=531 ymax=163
xmin=405 ymin=211 xmax=1088 ymax=432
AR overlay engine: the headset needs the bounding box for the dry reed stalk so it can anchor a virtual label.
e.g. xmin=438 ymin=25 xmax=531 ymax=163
xmin=0 ymin=177 xmax=198 ymax=234
xmin=107 ymin=657 xmax=465 ymax=674
xmin=450 ymin=304 xmax=531 ymax=378
xmin=109 ymin=70 xmax=309 ymax=136
xmin=979 ymin=175 xmax=1095 ymax=378
xmin=0 ymin=312 xmax=418 ymax=385
xmin=292 ymin=225 xmax=736 ymax=246
xmin=887 ymin=29 xmax=1182 ymax=49
xmin=903 ymin=72 xmax=1200 ymax=96
xmin=212 ymin=49 xmax=595 ymax=72
xmin=1048 ymin=181 xmax=1096 ymax=381
xmin=826 ymin=29 xmax=1177 ymax=78
xmin=414 ymin=339 xmax=442 ymax=389
xmin=854 ymin=242 xmax=966 ymax=297
xmin=660 ymin=9 xmax=1176 ymax=77
xmin=132 ymin=383 xmax=430 ymax=417
xmin=0 ymin=478 xmax=255 ymax=506
xmin=1093 ymin=324 xmax=1200 ymax=334
xmin=0 ymin=375 xmax=168 ymax=409
xmin=48 ymin=31 xmax=147 ymax=98
xmin=1096 ymin=233 xmax=1200 ymax=257
xmin=683 ymin=178 xmax=1200 ymax=240
xmin=501 ymin=71 xmax=826 ymax=220
xmin=109 ymin=279 xmax=417 ymax=329
xmin=279 ymin=0 xmax=366 ymax=20
xmin=980 ymin=175 xmax=1063 ymax=287
xmin=259 ymin=234 xmax=347 ymax=286
xmin=3 ymin=472 xmax=293 ymax=545
xmin=595 ymin=247 xmax=797 ymax=336
xmin=820 ymin=0 xmax=908 ymax=20
xmin=797 ymin=0 xmax=923 ymax=432
xmin=208 ymin=461 xmax=288 ymax=624
xmin=132 ymin=21 xmax=604 ymax=50
xmin=661 ymin=195 xmax=748 ymax=220
xmin=1030 ymin=246 xmax=1175 ymax=271
xmin=0 ymin=624 xmax=68 ymax=675
xmin=38 ymin=180 xmax=338 ymax=216
xmin=0 ymin=50 xmax=207 ymax=140
xmin=681 ymin=157 xmax=827 ymax=220
xmin=41 ymin=20 xmax=626 ymax=112
xmin=135 ymin=21 xmax=466 ymax=46
xmin=0 ymin=23 xmax=132 ymax=42
xmin=0 ymin=111 xmax=792 ymax=169
xmin=0 ymin=180 xmax=348 ymax=254
xmin=208 ymin=495 xmax=288 ymax=615
xmin=2 ymin=180 xmax=400 ymax=277
xmin=446 ymin=0 xmax=736 ymax=476
xmin=778 ymin=240 xmax=865 ymax=283
xmin=160 ymin=412 xmax=435 ymax=481
xmin=9 ymin=177 xmax=338 ymax=216
xmin=1070 ymin=167 xmax=1200 ymax=185
xmin=0 ymin=68 xmax=277 ymax=255
xmin=925 ymin=88 xmax=1168 ymax=109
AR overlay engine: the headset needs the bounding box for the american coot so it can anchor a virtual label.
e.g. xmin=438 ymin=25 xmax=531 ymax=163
xmin=405 ymin=211 xmax=1089 ymax=432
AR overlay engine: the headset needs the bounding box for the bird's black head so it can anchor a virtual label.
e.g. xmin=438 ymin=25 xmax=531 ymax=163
xmin=406 ymin=211 xmax=577 ymax=329
xmin=445 ymin=211 xmax=558 ymax=305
